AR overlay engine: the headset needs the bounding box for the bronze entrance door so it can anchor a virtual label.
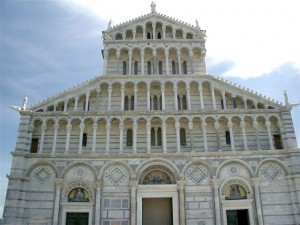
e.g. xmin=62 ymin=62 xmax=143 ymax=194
xmin=142 ymin=198 xmax=173 ymax=225
xmin=66 ymin=212 xmax=89 ymax=225
xmin=226 ymin=209 xmax=250 ymax=225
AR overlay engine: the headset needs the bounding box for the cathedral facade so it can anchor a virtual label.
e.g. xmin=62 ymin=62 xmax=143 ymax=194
xmin=3 ymin=4 xmax=300 ymax=225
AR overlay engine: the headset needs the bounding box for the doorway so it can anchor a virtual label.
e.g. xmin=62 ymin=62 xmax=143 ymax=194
xmin=66 ymin=212 xmax=89 ymax=225
xmin=226 ymin=209 xmax=249 ymax=225
xmin=142 ymin=198 xmax=173 ymax=225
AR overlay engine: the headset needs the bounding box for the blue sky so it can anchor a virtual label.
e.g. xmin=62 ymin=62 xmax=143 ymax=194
xmin=0 ymin=0 xmax=299 ymax=217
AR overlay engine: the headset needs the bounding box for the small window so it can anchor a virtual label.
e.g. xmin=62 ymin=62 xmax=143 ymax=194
xmin=225 ymin=131 xmax=231 ymax=145
xmin=147 ymin=61 xmax=152 ymax=75
xmin=273 ymin=134 xmax=282 ymax=149
xmin=183 ymin=61 xmax=187 ymax=74
xmin=158 ymin=61 xmax=163 ymax=74
xmin=157 ymin=128 xmax=162 ymax=146
xmin=233 ymin=97 xmax=237 ymax=108
xmin=157 ymin=32 xmax=162 ymax=39
xmin=131 ymin=96 xmax=134 ymax=110
xmin=182 ymin=95 xmax=187 ymax=110
xmin=177 ymin=95 xmax=182 ymax=110
xmin=82 ymin=133 xmax=87 ymax=147
xmin=123 ymin=61 xmax=127 ymax=75
xmin=126 ymin=129 xmax=133 ymax=146
xmin=134 ymin=61 xmax=138 ymax=75
xmin=180 ymin=128 xmax=186 ymax=146
xmin=172 ymin=61 xmax=176 ymax=74
xmin=31 ymin=138 xmax=39 ymax=153
xmin=151 ymin=128 xmax=155 ymax=146
xmin=153 ymin=95 xmax=158 ymax=110
xmin=147 ymin=32 xmax=151 ymax=39
xmin=124 ymin=96 xmax=129 ymax=111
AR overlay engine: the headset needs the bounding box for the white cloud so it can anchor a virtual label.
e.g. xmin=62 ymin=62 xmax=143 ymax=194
xmin=60 ymin=0 xmax=300 ymax=78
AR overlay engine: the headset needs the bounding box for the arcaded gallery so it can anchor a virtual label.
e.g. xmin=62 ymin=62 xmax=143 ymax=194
xmin=3 ymin=3 xmax=300 ymax=225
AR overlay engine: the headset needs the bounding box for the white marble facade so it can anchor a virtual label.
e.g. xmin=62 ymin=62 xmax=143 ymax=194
xmin=3 ymin=4 xmax=300 ymax=225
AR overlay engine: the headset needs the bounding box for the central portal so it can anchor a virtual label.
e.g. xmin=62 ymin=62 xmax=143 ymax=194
xmin=142 ymin=198 xmax=173 ymax=225
xmin=226 ymin=209 xmax=250 ymax=225
xmin=66 ymin=212 xmax=89 ymax=225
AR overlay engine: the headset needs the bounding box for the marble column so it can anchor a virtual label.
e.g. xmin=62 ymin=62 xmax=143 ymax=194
xmin=162 ymin=120 xmax=167 ymax=153
xmin=142 ymin=27 xmax=146 ymax=39
xmin=84 ymin=92 xmax=90 ymax=111
xmin=252 ymin=178 xmax=264 ymax=225
xmin=186 ymin=85 xmax=191 ymax=110
xmin=133 ymin=122 xmax=138 ymax=153
xmin=108 ymin=85 xmax=112 ymax=111
xmin=141 ymin=51 xmax=144 ymax=75
xmin=162 ymin=26 xmax=166 ymax=39
xmin=161 ymin=85 xmax=165 ymax=110
xmin=146 ymin=122 xmax=151 ymax=153
xmin=165 ymin=51 xmax=169 ymax=75
xmin=202 ymin=122 xmax=208 ymax=151
xmin=134 ymin=85 xmax=138 ymax=110
xmin=253 ymin=121 xmax=261 ymax=150
xmin=51 ymin=123 xmax=59 ymax=154
xmin=147 ymin=84 xmax=151 ymax=110
xmin=130 ymin=181 xmax=138 ymax=225
xmin=221 ymin=90 xmax=227 ymax=109
xmin=228 ymin=121 xmax=235 ymax=151
xmin=74 ymin=96 xmax=79 ymax=112
xmin=243 ymin=97 xmax=248 ymax=109
xmin=116 ymin=51 xmax=120 ymax=75
xmin=106 ymin=122 xmax=111 ymax=153
xmin=95 ymin=181 xmax=102 ymax=225
xmin=52 ymin=179 xmax=63 ymax=225
xmin=63 ymin=100 xmax=68 ymax=112
xmin=92 ymin=122 xmax=98 ymax=153
xmin=212 ymin=178 xmax=221 ymax=225
xmin=240 ymin=121 xmax=248 ymax=150
xmin=153 ymin=51 xmax=157 ymax=74
xmin=119 ymin=122 xmax=124 ymax=153
xmin=96 ymin=87 xmax=101 ymax=110
xmin=189 ymin=50 xmax=194 ymax=74
xmin=175 ymin=121 xmax=181 ymax=153
xmin=265 ymin=121 xmax=274 ymax=150
xmin=152 ymin=22 xmax=156 ymax=39
xmin=53 ymin=103 xmax=57 ymax=112
xmin=177 ymin=180 xmax=186 ymax=225
xmin=214 ymin=122 xmax=221 ymax=151
xmin=121 ymin=85 xmax=125 ymax=111
xmin=78 ymin=122 xmax=85 ymax=154
xmin=188 ymin=121 xmax=194 ymax=150
xmin=174 ymin=86 xmax=178 ymax=110
xmin=177 ymin=51 xmax=182 ymax=74
xmin=39 ymin=123 xmax=47 ymax=153
xmin=211 ymin=85 xmax=216 ymax=110
xmin=103 ymin=51 xmax=108 ymax=74
xmin=65 ymin=123 xmax=72 ymax=153
xmin=232 ymin=94 xmax=237 ymax=108
xmin=128 ymin=51 xmax=133 ymax=75
xmin=198 ymin=84 xmax=204 ymax=109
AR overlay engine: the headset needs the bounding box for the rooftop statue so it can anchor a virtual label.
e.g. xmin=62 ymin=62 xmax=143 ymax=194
xmin=151 ymin=2 xmax=156 ymax=13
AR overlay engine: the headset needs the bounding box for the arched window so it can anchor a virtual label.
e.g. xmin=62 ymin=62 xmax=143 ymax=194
xmin=158 ymin=61 xmax=163 ymax=74
xmin=157 ymin=32 xmax=162 ymax=39
xmin=127 ymin=129 xmax=133 ymax=146
xmin=180 ymin=128 xmax=186 ymax=146
xmin=124 ymin=96 xmax=129 ymax=110
xmin=153 ymin=95 xmax=158 ymax=110
xmin=182 ymin=95 xmax=187 ymax=110
xmin=157 ymin=128 xmax=162 ymax=146
xmin=134 ymin=61 xmax=138 ymax=75
xmin=225 ymin=131 xmax=231 ymax=145
xmin=123 ymin=61 xmax=127 ymax=75
xmin=116 ymin=33 xmax=123 ymax=40
xmin=151 ymin=128 xmax=155 ymax=146
xmin=147 ymin=61 xmax=152 ymax=75
xmin=147 ymin=32 xmax=151 ymax=39
xmin=183 ymin=61 xmax=187 ymax=74
xmin=82 ymin=133 xmax=87 ymax=147
xmin=186 ymin=33 xmax=193 ymax=39
xmin=177 ymin=95 xmax=182 ymax=110
xmin=131 ymin=96 xmax=134 ymax=110
xmin=172 ymin=61 xmax=176 ymax=74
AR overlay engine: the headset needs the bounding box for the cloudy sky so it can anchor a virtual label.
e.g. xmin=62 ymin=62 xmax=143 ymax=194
xmin=0 ymin=0 xmax=299 ymax=217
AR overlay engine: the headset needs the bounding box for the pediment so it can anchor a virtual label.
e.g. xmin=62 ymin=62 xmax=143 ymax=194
xmin=103 ymin=12 xmax=206 ymax=40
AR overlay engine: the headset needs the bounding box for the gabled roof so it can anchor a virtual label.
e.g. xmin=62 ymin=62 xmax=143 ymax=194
xmin=28 ymin=74 xmax=284 ymax=112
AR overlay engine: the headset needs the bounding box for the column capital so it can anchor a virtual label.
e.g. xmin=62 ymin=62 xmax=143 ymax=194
xmin=129 ymin=180 xmax=138 ymax=189
xmin=129 ymin=51 xmax=133 ymax=57
xmin=54 ymin=179 xmax=64 ymax=188
xmin=189 ymin=50 xmax=193 ymax=57
xmin=79 ymin=122 xmax=85 ymax=130
xmin=240 ymin=121 xmax=246 ymax=129
xmin=251 ymin=178 xmax=261 ymax=186
xmin=146 ymin=122 xmax=151 ymax=129
xmin=253 ymin=121 xmax=258 ymax=129
xmin=96 ymin=86 xmax=101 ymax=93
xmin=201 ymin=122 xmax=207 ymax=129
xmin=141 ymin=50 xmax=144 ymax=56
xmin=108 ymin=86 xmax=112 ymax=92
xmin=134 ymin=85 xmax=138 ymax=93
xmin=106 ymin=123 xmax=111 ymax=129
xmin=41 ymin=123 xmax=47 ymax=131
xmin=66 ymin=123 xmax=72 ymax=131
xmin=153 ymin=51 xmax=157 ymax=57
xmin=173 ymin=86 xmax=178 ymax=92
xmin=93 ymin=123 xmax=98 ymax=130
xmin=198 ymin=84 xmax=203 ymax=91
xmin=214 ymin=122 xmax=220 ymax=130
xmin=161 ymin=85 xmax=165 ymax=92
xmin=186 ymin=85 xmax=190 ymax=91
xmin=119 ymin=122 xmax=124 ymax=129
xmin=85 ymin=91 xmax=90 ymax=97
xmin=211 ymin=177 xmax=220 ymax=188
xmin=265 ymin=121 xmax=271 ymax=128
xmin=177 ymin=51 xmax=181 ymax=56
xmin=95 ymin=181 xmax=103 ymax=188
xmin=188 ymin=121 xmax=193 ymax=130
xmin=175 ymin=121 xmax=180 ymax=129
xmin=147 ymin=84 xmax=151 ymax=91
xmin=75 ymin=96 xmax=79 ymax=101
xmin=165 ymin=50 xmax=169 ymax=56
xmin=227 ymin=121 xmax=233 ymax=128
xmin=116 ymin=51 xmax=121 ymax=58
xmin=133 ymin=122 xmax=138 ymax=129
xmin=121 ymin=85 xmax=125 ymax=92
xmin=177 ymin=180 xmax=185 ymax=190
xmin=54 ymin=123 xmax=59 ymax=131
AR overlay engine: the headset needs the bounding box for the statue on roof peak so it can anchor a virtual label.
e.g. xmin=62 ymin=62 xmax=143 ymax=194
xmin=151 ymin=2 xmax=156 ymax=13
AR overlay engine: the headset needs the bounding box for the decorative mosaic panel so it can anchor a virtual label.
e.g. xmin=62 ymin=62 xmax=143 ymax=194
xmin=32 ymin=166 xmax=54 ymax=184
xmin=139 ymin=165 xmax=176 ymax=184
xmin=260 ymin=162 xmax=282 ymax=181
xmin=104 ymin=166 xmax=128 ymax=185
xmin=185 ymin=165 xmax=208 ymax=185
xmin=63 ymin=180 xmax=94 ymax=201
